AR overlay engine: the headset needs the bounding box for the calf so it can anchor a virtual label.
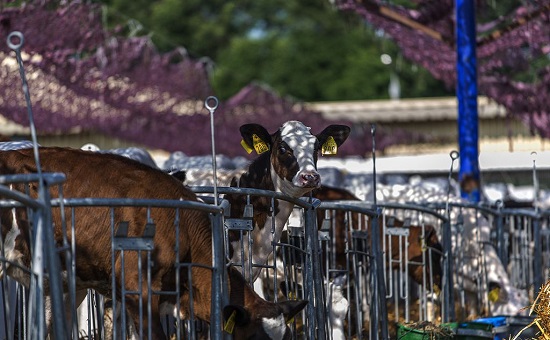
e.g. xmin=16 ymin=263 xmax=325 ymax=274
xmin=312 ymin=185 xmax=443 ymax=290
xmin=0 ymin=147 xmax=306 ymax=339
xmin=227 ymin=121 xmax=350 ymax=281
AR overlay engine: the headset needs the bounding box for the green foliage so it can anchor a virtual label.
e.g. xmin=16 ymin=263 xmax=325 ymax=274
xmin=97 ymin=0 xmax=453 ymax=101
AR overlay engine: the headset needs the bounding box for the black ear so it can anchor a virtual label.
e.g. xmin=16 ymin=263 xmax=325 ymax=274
xmin=240 ymin=123 xmax=272 ymax=153
xmin=223 ymin=305 xmax=250 ymax=327
xmin=169 ymin=170 xmax=187 ymax=182
xmin=279 ymin=300 xmax=308 ymax=322
xmin=316 ymin=125 xmax=351 ymax=147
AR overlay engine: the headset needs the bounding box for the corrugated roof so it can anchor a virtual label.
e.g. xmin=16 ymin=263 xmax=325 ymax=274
xmin=309 ymin=96 xmax=507 ymax=122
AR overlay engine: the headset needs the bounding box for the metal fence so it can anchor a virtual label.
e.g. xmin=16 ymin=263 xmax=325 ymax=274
xmin=1 ymin=179 xmax=548 ymax=339
xmin=191 ymin=186 xmax=328 ymax=340
xmin=0 ymin=175 xmax=228 ymax=339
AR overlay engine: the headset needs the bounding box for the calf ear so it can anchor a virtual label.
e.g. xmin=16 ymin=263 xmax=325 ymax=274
xmin=317 ymin=125 xmax=351 ymax=148
xmin=223 ymin=305 xmax=250 ymax=327
xmin=279 ymin=300 xmax=308 ymax=322
xmin=168 ymin=170 xmax=187 ymax=182
xmin=240 ymin=124 xmax=272 ymax=154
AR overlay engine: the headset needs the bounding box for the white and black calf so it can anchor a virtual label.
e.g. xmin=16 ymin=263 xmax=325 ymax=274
xmin=227 ymin=121 xmax=350 ymax=281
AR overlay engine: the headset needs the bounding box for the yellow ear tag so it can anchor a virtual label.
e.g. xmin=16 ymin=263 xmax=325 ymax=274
xmin=488 ymin=287 xmax=500 ymax=303
xmin=224 ymin=310 xmax=237 ymax=334
xmin=321 ymin=136 xmax=337 ymax=155
xmin=252 ymin=134 xmax=269 ymax=154
xmin=286 ymin=292 xmax=297 ymax=324
xmin=240 ymin=139 xmax=253 ymax=154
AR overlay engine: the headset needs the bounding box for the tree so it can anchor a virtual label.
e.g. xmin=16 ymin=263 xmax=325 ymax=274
xmin=99 ymin=0 xmax=453 ymax=101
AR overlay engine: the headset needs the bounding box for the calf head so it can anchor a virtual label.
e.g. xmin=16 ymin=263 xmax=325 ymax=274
xmin=223 ymin=299 xmax=307 ymax=340
xmin=240 ymin=121 xmax=350 ymax=198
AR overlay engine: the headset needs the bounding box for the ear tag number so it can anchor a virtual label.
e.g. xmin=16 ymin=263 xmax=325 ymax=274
xmin=321 ymin=136 xmax=337 ymax=155
xmin=252 ymin=134 xmax=269 ymax=154
xmin=240 ymin=140 xmax=253 ymax=154
xmin=224 ymin=310 xmax=237 ymax=334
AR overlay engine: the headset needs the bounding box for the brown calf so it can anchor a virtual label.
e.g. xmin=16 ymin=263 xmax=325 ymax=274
xmin=0 ymin=147 xmax=306 ymax=339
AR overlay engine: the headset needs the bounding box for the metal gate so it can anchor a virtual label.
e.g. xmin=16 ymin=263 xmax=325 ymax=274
xmin=191 ymin=186 xmax=327 ymax=339
xmin=0 ymin=175 xmax=228 ymax=339
xmin=315 ymin=200 xmax=383 ymax=339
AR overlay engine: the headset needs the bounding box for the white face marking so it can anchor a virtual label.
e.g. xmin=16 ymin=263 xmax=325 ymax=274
xmin=279 ymin=121 xmax=318 ymax=188
xmin=262 ymin=314 xmax=286 ymax=340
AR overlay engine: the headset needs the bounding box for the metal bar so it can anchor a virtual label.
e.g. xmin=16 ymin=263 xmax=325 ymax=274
xmin=205 ymin=96 xmax=220 ymax=207
xmin=534 ymin=218 xmax=543 ymax=293
xmin=0 ymin=186 xmax=44 ymax=210
xmin=304 ymin=204 xmax=323 ymax=339
xmin=441 ymin=218 xmax=454 ymax=322
xmin=210 ymin=211 xmax=225 ymax=339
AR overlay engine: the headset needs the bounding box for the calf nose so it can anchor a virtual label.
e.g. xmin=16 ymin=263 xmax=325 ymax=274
xmin=301 ymin=172 xmax=320 ymax=187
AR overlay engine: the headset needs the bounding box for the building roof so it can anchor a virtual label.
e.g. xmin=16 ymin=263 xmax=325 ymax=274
xmin=309 ymin=96 xmax=508 ymax=123
xmin=318 ymin=150 xmax=550 ymax=174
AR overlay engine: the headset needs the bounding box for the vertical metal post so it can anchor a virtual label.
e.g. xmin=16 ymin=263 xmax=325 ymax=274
xmin=7 ymin=31 xmax=68 ymax=339
xmin=204 ymin=96 xmax=227 ymax=338
xmin=532 ymin=152 xmax=539 ymax=212
xmin=443 ymin=151 xmax=458 ymax=322
xmin=533 ymin=217 xmax=543 ymax=293
xmin=205 ymin=97 xmax=219 ymax=206
xmin=456 ymin=0 xmax=480 ymax=202
xmin=210 ymin=212 xmax=225 ymax=339
xmin=370 ymin=125 xmax=388 ymax=339
xmin=531 ymin=151 xmax=543 ymax=293
xmin=495 ymin=202 xmax=506 ymax=267
xmin=441 ymin=217 xmax=455 ymax=323
xmin=304 ymin=201 xmax=327 ymax=339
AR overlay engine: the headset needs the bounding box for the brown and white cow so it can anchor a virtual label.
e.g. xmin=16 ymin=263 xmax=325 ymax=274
xmin=226 ymin=121 xmax=350 ymax=281
xmin=0 ymin=147 xmax=307 ymax=339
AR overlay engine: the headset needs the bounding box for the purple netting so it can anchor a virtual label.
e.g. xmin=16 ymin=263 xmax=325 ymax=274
xmin=1 ymin=1 xmax=430 ymax=157
xmin=337 ymin=0 xmax=550 ymax=138
xmin=3 ymin=1 xmax=544 ymax=156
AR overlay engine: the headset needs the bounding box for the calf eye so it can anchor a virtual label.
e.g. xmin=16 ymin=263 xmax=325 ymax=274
xmin=279 ymin=146 xmax=287 ymax=154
